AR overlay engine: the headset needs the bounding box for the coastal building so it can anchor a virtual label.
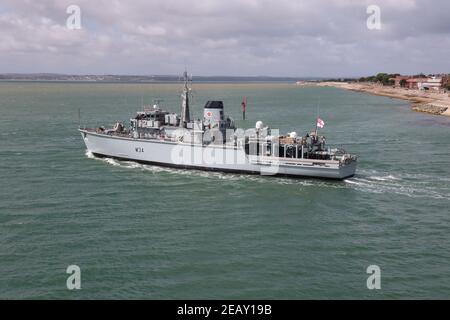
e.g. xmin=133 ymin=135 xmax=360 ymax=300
xmin=391 ymin=75 xmax=444 ymax=90
xmin=417 ymin=77 xmax=443 ymax=91
xmin=406 ymin=77 xmax=428 ymax=89
xmin=391 ymin=76 xmax=410 ymax=88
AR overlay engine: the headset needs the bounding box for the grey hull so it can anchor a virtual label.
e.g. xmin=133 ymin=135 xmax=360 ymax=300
xmin=80 ymin=130 xmax=356 ymax=180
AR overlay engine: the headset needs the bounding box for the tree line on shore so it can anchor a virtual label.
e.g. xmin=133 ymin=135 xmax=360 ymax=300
xmin=324 ymin=73 xmax=450 ymax=90
xmin=360 ymin=73 xmax=450 ymax=90
xmin=358 ymin=73 xmax=428 ymax=86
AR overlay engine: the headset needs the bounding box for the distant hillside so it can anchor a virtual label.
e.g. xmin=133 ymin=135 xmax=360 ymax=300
xmin=0 ymin=73 xmax=322 ymax=83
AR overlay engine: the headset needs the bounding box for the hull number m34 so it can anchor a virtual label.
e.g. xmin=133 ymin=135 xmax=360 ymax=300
xmin=135 ymin=147 xmax=144 ymax=153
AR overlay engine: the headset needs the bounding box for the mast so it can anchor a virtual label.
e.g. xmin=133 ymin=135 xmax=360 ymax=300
xmin=180 ymin=71 xmax=191 ymax=127
xmin=315 ymin=97 xmax=320 ymax=136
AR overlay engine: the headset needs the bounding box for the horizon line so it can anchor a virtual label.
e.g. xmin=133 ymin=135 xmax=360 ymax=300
xmin=0 ymin=72 xmax=366 ymax=79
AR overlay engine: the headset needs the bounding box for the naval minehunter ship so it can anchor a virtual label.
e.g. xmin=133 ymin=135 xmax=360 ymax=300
xmin=79 ymin=72 xmax=357 ymax=179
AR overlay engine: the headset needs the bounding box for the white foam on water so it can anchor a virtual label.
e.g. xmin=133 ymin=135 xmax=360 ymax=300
xmin=369 ymin=174 xmax=400 ymax=181
xmin=85 ymin=151 xmax=449 ymax=200
xmin=121 ymin=161 xmax=143 ymax=169
xmin=85 ymin=150 xmax=128 ymax=167
xmin=85 ymin=150 xmax=95 ymax=159
xmin=106 ymin=158 xmax=121 ymax=166
xmin=344 ymin=170 xmax=450 ymax=200
xmin=343 ymin=179 xmax=362 ymax=185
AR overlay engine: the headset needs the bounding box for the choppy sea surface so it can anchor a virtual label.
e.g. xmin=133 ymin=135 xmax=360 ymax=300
xmin=0 ymin=82 xmax=449 ymax=299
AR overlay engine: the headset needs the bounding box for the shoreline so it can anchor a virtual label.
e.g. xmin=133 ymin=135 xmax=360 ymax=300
xmin=302 ymin=81 xmax=450 ymax=117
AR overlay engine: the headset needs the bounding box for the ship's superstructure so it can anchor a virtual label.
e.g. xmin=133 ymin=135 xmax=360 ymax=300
xmin=80 ymin=72 xmax=357 ymax=179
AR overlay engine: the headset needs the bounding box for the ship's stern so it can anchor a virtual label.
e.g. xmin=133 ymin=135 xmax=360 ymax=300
xmin=338 ymin=157 xmax=357 ymax=179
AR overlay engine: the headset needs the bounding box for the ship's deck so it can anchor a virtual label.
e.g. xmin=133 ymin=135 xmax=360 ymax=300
xmin=80 ymin=128 xmax=355 ymax=166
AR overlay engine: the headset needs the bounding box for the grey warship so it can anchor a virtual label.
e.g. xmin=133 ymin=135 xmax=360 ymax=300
xmin=79 ymin=72 xmax=357 ymax=179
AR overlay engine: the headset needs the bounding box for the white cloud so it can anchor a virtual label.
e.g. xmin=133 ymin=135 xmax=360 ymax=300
xmin=0 ymin=0 xmax=449 ymax=76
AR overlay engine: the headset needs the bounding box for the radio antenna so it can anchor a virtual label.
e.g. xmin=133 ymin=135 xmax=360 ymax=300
xmin=315 ymin=97 xmax=320 ymax=135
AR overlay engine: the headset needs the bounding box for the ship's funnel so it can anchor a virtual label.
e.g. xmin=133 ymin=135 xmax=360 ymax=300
xmin=203 ymin=101 xmax=224 ymax=127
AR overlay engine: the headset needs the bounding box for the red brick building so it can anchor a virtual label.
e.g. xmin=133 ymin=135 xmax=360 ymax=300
xmin=391 ymin=75 xmax=428 ymax=89
xmin=406 ymin=78 xmax=428 ymax=89
xmin=391 ymin=76 xmax=409 ymax=87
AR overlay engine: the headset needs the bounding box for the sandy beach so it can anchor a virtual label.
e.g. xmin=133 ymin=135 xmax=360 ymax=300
xmin=303 ymin=81 xmax=450 ymax=117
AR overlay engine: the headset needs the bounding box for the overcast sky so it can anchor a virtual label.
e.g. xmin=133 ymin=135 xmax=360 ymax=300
xmin=1 ymin=0 xmax=449 ymax=77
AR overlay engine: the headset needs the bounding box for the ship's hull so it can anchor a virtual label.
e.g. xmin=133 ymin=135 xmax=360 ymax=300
xmin=80 ymin=130 xmax=356 ymax=180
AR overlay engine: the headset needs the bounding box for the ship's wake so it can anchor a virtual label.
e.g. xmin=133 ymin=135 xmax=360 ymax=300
xmin=344 ymin=169 xmax=450 ymax=200
xmin=85 ymin=151 xmax=450 ymax=200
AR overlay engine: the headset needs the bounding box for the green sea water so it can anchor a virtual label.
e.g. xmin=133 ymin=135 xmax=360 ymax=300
xmin=0 ymin=82 xmax=449 ymax=299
